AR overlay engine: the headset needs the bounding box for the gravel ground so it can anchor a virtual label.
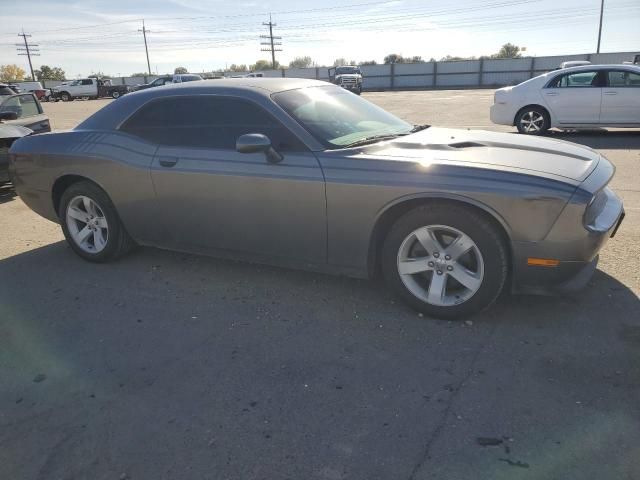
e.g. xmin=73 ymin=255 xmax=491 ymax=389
xmin=1 ymin=90 xmax=638 ymax=480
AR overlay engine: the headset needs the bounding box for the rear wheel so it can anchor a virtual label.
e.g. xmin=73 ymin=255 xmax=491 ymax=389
xmin=111 ymin=90 xmax=121 ymax=99
xmin=515 ymin=106 xmax=550 ymax=135
xmin=59 ymin=181 xmax=135 ymax=263
xmin=382 ymin=204 xmax=508 ymax=319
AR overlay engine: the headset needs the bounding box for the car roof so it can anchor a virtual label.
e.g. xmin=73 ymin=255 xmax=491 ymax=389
xmin=553 ymin=64 xmax=640 ymax=73
xmin=156 ymin=77 xmax=327 ymax=93
xmin=76 ymin=78 xmax=331 ymax=131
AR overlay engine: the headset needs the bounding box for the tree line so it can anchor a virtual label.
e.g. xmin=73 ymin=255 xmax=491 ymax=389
xmin=0 ymin=44 xmax=524 ymax=81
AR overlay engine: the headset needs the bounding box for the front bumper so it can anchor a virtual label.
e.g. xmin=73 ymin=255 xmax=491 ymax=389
xmin=337 ymin=82 xmax=361 ymax=91
xmin=512 ymin=203 xmax=625 ymax=295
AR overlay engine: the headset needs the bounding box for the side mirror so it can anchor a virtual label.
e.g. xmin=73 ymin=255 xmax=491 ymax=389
xmin=236 ymin=133 xmax=283 ymax=163
xmin=0 ymin=111 xmax=18 ymax=121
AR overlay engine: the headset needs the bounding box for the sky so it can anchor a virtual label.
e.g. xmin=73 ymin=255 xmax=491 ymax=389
xmin=0 ymin=0 xmax=639 ymax=78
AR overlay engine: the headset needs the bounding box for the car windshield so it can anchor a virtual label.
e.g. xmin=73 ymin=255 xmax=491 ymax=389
xmin=273 ymin=86 xmax=412 ymax=149
xmin=336 ymin=67 xmax=359 ymax=75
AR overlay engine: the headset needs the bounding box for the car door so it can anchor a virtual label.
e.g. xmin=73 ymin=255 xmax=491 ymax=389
xmin=542 ymin=70 xmax=604 ymax=125
xmin=600 ymin=69 xmax=640 ymax=124
xmin=0 ymin=94 xmax=50 ymax=133
xmin=80 ymin=79 xmax=96 ymax=96
xmin=119 ymin=94 xmax=327 ymax=263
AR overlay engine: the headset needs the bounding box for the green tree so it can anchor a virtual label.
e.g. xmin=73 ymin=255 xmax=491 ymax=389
xmin=0 ymin=64 xmax=26 ymax=82
xmin=88 ymin=71 xmax=112 ymax=79
xmin=383 ymin=53 xmax=405 ymax=64
xmin=439 ymin=55 xmax=476 ymax=61
xmin=251 ymin=59 xmax=279 ymax=71
xmin=130 ymin=72 xmax=148 ymax=77
xmin=289 ymin=56 xmax=314 ymax=68
xmin=359 ymin=60 xmax=377 ymax=66
xmin=228 ymin=64 xmax=248 ymax=72
xmin=492 ymin=43 xmax=522 ymax=59
xmin=174 ymin=66 xmax=188 ymax=74
xmin=34 ymin=65 xmax=66 ymax=81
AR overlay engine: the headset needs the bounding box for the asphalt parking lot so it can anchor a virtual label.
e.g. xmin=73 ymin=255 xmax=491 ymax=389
xmin=1 ymin=90 xmax=639 ymax=480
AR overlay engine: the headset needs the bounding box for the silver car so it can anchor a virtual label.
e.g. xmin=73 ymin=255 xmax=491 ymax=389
xmin=9 ymin=79 xmax=624 ymax=319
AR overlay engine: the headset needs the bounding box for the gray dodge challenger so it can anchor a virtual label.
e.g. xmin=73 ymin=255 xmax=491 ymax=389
xmin=9 ymin=79 xmax=624 ymax=318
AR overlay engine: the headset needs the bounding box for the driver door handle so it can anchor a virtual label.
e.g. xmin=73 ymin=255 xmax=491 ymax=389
xmin=158 ymin=156 xmax=178 ymax=168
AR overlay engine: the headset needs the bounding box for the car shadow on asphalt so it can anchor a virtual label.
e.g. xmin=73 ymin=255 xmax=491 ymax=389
xmin=1 ymin=242 xmax=639 ymax=479
xmin=0 ymin=183 xmax=16 ymax=204
xmin=0 ymin=241 xmax=637 ymax=327
xmin=546 ymin=129 xmax=640 ymax=150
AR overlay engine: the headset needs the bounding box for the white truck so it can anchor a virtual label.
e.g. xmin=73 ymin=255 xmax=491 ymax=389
xmin=51 ymin=78 xmax=130 ymax=101
xmin=328 ymin=66 xmax=363 ymax=94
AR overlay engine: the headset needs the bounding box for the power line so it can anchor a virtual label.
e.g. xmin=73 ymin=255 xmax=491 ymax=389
xmin=260 ymin=15 xmax=282 ymax=69
xmin=16 ymin=30 xmax=39 ymax=81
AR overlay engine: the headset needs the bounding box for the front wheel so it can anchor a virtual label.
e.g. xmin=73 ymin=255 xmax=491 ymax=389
xmin=59 ymin=181 xmax=135 ymax=263
xmin=60 ymin=92 xmax=71 ymax=102
xmin=382 ymin=204 xmax=508 ymax=319
xmin=515 ymin=106 xmax=550 ymax=135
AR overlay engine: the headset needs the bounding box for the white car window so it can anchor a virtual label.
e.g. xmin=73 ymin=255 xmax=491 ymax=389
xmin=607 ymin=70 xmax=640 ymax=87
xmin=551 ymin=71 xmax=601 ymax=88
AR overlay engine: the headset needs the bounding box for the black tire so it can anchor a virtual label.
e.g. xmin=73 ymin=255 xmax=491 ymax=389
xmin=58 ymin=181 xmax=135 ymax=263
xmin=515 ymin=106 xmax=550 ymax=135
xmin=60 ymin=92 xmax=71 ymax=102
xmin=381 ymin=203 xmax=509 ymax=319
xmin=111 ymin=90 xmax=121 ymax=99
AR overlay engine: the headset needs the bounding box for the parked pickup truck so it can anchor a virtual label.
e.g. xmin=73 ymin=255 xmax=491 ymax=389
xmin=51 ymin=78 xmax=130 ymax=101
xmin=328 ymin=66 xmax=363 ymax=94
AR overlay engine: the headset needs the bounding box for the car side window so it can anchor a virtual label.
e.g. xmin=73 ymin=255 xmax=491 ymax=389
xmin=550 ymin=71 xmax=602 ymax=88
xmin=0 ymin=94 xmax=40 ymax=118
xmin=607 ymin=70 xmax=640 ymax=87
xmin=120 ymin=95 xmax=307 ymax=151
xmin=81 ymin=79 xmax=93 ymax=85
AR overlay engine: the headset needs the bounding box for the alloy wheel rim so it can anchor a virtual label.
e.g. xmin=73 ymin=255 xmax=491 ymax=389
xmin=66 ymin=195 xmax=109 ymax=254
xmin=397 ymin=225 xmax=484 ymax=307
xmin=520 ymin=111 xmax=545 ymax=133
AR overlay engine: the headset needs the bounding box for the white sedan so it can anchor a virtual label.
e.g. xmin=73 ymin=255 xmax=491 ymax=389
xmin=490 ymin=64 xmax=640 ymax=134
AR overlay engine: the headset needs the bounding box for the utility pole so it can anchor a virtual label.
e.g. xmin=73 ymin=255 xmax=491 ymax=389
xmin=596 ymin=0 xmax=604 ymax=54
xmin=16 ymin=30 xmax=39 ymax=81
xmin=261 ymin=14 xmax=282 ymax=69
xmin=139 ymin=20 xmax=151 ymax=75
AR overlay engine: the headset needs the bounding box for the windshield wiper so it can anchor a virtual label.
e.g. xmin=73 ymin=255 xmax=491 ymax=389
xmin=409 ymin=124 xmax=431 ymax=133
xmin=342 ymin=133 xmax=404 ymax=148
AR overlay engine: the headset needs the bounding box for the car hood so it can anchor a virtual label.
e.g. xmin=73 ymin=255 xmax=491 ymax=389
xmin=0 ymin=124 xmax=32 ymax=139
xmin=365 ymin=127 xmax=600 ymax=183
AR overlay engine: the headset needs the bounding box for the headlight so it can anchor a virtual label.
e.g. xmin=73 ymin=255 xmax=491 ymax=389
xmin=584 ymin=189 xmax=608 ymax=227
xmin=583 ymin=187 xmax=621 ymax=232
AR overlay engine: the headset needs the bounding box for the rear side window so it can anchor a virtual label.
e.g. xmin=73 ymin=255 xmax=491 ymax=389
xmin=81 ymin=79 xmax=93 ymax=85
xmin=549 ymin=71 xmax=602 ymax=88
xmin=120 ymin=95 xmax=306 ymax=151
xmin=0 ymin=94 xmax=41 ymax=118
xmin=607 ymin=70 xmax=640 ymax=87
